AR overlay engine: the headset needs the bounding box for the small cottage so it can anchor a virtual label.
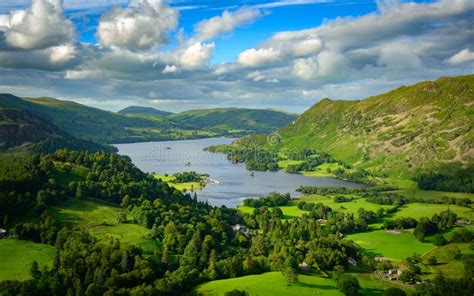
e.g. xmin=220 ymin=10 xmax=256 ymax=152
xmin=232 ymin=224 xmax=248 ymax=233
xmin=298 ymin=261 xmax=311 ymax=272
xmin=348 ymin=257 xmax=357 ymax=266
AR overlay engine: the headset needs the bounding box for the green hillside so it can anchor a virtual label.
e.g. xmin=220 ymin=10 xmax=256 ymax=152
xmin=169 ymin=107 xmax=297 ymax=134
xmin=232 ymin=75 xmax=473 ymax=180
xmin=0 ymin=95 xmax=293 ymax=145
xmin=118 ymin=106 xmax=173 ymax=117
xmin=0 ymin=94 xmax=211 ymax=144
xmin=0 ymin=107 xmax=111 ymax=153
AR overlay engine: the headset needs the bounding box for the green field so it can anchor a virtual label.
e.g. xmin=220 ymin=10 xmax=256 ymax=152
xmin=0 ymin=239 xmax=55 ymax=281
xmin=382 ymin=179 xmax=474 ymax=202
xmin=391 ymin=203 xmax=474 ymax=221
xmin=239 ymin=195 xmax=394 ymax=220
xmin=49 ymin=199 xmax=159 ymax=253
xmin=301 ymin=195 xmax=394 ymax=215
xmin=346 ymin=230 xmax=436 ymax=261
xmin=195 ymin=271 xmax=390 ymax=296
xmin=420 ymin=243 xmax=474 ymax=279
xmin=239 ymin=205 xmax=307 ymax=220
xmin=153 ymin=173 xmax=205 ymax=192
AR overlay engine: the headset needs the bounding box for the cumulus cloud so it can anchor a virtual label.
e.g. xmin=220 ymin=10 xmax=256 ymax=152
xmin=445 ymin=49 xmax=474 ymax=65
xmin=0 ymin=0 xmax=75 ymax=50
xmin=228 ymin=0 xmax=473 ymax=84
xmin=193 ymin=8 xmax=262 ymax=42
xmin=179 ymin=42 xmax=215 ymax=69
xmin=97 ymin=0 xmax=178 ymax=51
xmin=238 ymin=48 xmax=281 ymax=67
xmin=0 ymin=44 xmax=80 ymax=70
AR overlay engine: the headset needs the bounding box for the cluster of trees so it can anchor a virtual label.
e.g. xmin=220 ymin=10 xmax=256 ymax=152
xmin=413 ymin=210 xmax=458 ymax=241
xmin=243 ymin=192 xmax=291 ymax=208
xmin=172 ymin=171 xmax=208 ymax=183
xmin=284 ymin=151 xmax=336 ymax=173
xmin=218 ymin=146 xmax=280 ymax=171
xmin=416 ymin=167 xmax=474 ymax=193
xmin=383 ymin=217 xmax=418 ymax=230
xmin=383 ymin=210 xmax=473 ymax=243
xmin=365 ymin=193 xmax=406 ymax=206
xmin=296 ymin=185 xmax=397 ymax=196
xmin=333 ymin=195 xmax=354 ymax=203
xmin=333 ymin=168 xmax=372 ymax=183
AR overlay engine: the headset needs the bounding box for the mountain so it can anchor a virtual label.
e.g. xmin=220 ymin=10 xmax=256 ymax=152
xmin=0 ymin=108 xmax=110 ymax=153
xmin=239 ymin=75 xmax=474 ymax=179
xmin=0 ymin=94 xmax=207 ymax=144
xmin=168 ymin=108 xmax=297 ymax=134
xmin=118 ymin=106 xmax=174 ymax=117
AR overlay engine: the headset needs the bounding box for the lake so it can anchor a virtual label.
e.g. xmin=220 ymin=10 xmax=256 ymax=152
xmin=115 ymin=138 xmax=362 ymax=207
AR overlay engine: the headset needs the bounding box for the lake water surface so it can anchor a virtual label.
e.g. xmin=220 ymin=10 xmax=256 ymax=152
xmin=115 ymin=138 xmax=362 ymax=207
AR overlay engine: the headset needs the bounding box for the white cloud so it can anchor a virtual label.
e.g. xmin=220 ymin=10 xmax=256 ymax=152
xmin=162 ymin=64 xmax=178 ymax=74
xmin=193 ymin=8 xmax=262 ymax=42
xmin=292 ymin=57 xmax=318 ymax=80
xmin=445 ymin=49 xmax=474 ymax=65
xmin=0 ymin=0 xmax=75 ymax=50
xmin=179 ymin=42 xmax=215 ymax=69
xmin=49 ymin=44 xmax=77 ymax=65
xmin=238 ymin=48 xmax=281 ymax=67
xmin=292 ymin=50 xmax=349 ymax=80
xmin=97 ymin=0 xmax=178 ymax=51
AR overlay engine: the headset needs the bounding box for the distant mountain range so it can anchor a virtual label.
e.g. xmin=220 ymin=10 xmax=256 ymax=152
xmin=234 ymin=74 xmax=474 ymax=179
xmin=118 ymin=106 xmax=174 ymax=117
xmin=167 ymin=108 xmax=297 ymax=134
xmin=0 ymin=94 xmax=296 ymax=152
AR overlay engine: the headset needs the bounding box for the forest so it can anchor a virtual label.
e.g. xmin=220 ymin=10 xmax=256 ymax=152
xmin=0 ymin=149 xmax=472 ymax=295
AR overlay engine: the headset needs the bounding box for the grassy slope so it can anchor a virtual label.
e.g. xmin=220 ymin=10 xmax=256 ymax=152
xmin=0 ymin=239 xmax=55 ymax=281
xmin=259 ymin=75 xmax=474 ymax=179
xmin=195 ymin=271 xmax=393 ymax=296
xmin=169 ymin=108 xmax=297 ymax=134
xmin=391 ymin=203 xmax=474 ymax=221
xmin=421 ymin=243 xmax=474 ymax=279
xmin=346 ymin=230 xmax=436 ymax=261
xmin=0 ymin=107 xmax=109 ymax=153
xmin=48 ymin=199 xmax=159 ymax=253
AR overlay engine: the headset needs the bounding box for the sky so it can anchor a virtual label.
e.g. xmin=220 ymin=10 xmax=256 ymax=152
xmin=0 ymin=0 xmax=472 ymax=113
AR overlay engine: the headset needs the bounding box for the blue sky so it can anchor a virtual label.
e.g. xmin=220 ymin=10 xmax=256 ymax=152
xmin=0 ymin=0 xmax=472 ymax=112
xmin=67 ymin=0 xmax=381 ymax=63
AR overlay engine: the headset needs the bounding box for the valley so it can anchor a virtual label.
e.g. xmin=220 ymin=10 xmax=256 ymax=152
xmin=0 ymin=74 xmax=473 ymax=296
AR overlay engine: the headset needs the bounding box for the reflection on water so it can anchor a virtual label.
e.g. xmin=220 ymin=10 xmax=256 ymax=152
xmin=114 ymin=138 xmax=363 ymax=207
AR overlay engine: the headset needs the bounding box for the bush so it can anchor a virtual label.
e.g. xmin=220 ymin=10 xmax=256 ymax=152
xmin=336 ymin=274 xmax=361 ymax=296
xmin=224 ymin=290 xmax=249 ymax=296
xmin=383 ymin=287 xmax=406 ymax=296
xmin=433 ymin=234 xmax=448 ymax=246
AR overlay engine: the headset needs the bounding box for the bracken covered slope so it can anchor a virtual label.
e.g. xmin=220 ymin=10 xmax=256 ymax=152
xmin=275 ymin=75 xmax=474 ymax=178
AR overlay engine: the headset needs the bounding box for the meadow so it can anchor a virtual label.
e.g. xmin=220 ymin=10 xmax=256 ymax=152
xmin=346 ymin=230 xmax=436 ymax=261
xmin=194 ymin=271 xmax=393 ymax=296
xmin=49 ymin=199 xmax=159 ymax=253
xmin=153 ymin=173 xmax=205 ymax=192
xmin=390 ymin=203 xmax=473 ymax=221
xmin=0 ymin=239 xmax=55 ymax=281
xmin=239 ymin=194 xmax=394 ymax=220
xmin=421 ymin=243 xmax=474 ymax=279
xmin=301 ymin=195 xmax=394 ymax=214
